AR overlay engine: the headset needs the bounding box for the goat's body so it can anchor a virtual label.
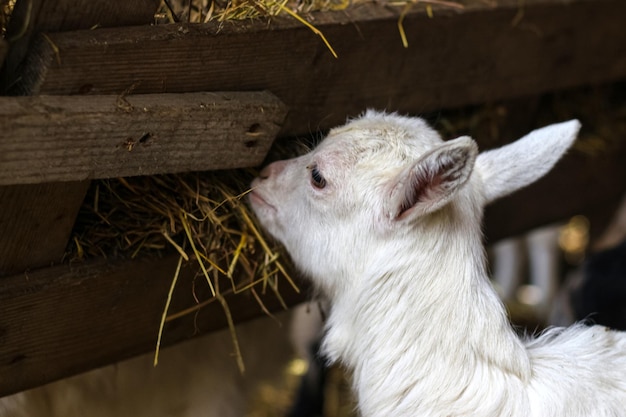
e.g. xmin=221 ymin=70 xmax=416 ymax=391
xmin=325 ymin=271 xmax=626 ymax=417
xmin=249 ymin=111 xmax=626 ymax=417
xmin=526 ymin=326 xmax=626 ymax=417
xmin=322 ymin=194 xmax=626 ymax=417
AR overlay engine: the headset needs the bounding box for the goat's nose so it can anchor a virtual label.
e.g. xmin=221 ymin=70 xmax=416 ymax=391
xmin=259 ymin=160 xmax=287 ymax=179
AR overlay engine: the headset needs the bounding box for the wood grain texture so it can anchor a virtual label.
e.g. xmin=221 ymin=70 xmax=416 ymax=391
xmin=0 ymin=255 xmax=305 ymax=396
xmin=14 ymin=0 xmax=626 ymax=135
xmin=0 ymin=0 xmax=161 ymax=275
xmin=0 ymin=91 xmax=287 ymax=185
xmin=1 ymin=0 xmax=160 ymax=91
xmin=0 ymin=181 xmax=91 ymax=276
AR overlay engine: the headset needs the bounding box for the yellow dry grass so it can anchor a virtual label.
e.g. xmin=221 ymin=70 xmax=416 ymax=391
xmin=67 ymin=169 xmax=298 ymax=371
xmin=157 ymin=0 xmax=471 ymax=55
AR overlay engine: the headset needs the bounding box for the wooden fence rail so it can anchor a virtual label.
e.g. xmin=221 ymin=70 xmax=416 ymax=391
xmin=0 ymin=92 xmax=286 ymax=185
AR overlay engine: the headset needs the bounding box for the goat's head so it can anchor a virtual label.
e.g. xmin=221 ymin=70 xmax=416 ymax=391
xmin=249 ymin=111 xmax=580 ymax=296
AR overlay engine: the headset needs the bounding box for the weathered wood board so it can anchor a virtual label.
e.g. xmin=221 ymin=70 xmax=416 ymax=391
xmin=0 ymin=91 xmax=287 ymax=185
xmin=0 ymin=254 xmax=304 ymax=396
xmin=0 ymin=181 xmax=90 ymax=275
xmin=0 ymin=0 xmax=162 ymax=275
xmin=1 ymin=0 xmax=161 ymax=90
xmin=13 ymin=0 xmax=626 ymax=135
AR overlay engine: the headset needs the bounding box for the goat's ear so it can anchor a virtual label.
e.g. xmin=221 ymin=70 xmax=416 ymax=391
xmin=476 ymin=120 xmax=580 ymax=205
xmin=386 ymin=137 xmax=478 ymax=221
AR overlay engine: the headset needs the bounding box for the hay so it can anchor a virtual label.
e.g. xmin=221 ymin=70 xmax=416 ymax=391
xmin=67 ymin=168 xmax=298 ymax=370
xmin=159 ymin=0 xmax=470 ymax=23
xmin=157 ymin=0 xmax=471 ymax=55
xmin=0 ymin=0 xmax=472 ymax=56
xmin=158 ymin=0 xmax=354 ymax=23
xmin=157 ymin=0 xmax=349 ymax=57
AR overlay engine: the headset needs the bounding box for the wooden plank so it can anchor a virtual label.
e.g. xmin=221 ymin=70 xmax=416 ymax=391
xmin=12 ymin=0 xmax=626 ymax=135
xmin=0 ymin=91 xmax=287 ymax=185
xmin=0 ymin=1 xmax=186 ymax=397
xmin=1 ymin=0 xmax=161 ymax=91
xmin=0 ymin=255 xmax=305 ymax=396
xmin=0 ymin=140 xmax=624 ymax=395
xmin=0 ymin=181 xmax=90 ymax=275
xmin=0 ymin=0 xmax=161 ymax=275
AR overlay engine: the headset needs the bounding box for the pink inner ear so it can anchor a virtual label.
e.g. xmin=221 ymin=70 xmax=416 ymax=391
xmin=397 ymin=160 xmax=450 ymax=219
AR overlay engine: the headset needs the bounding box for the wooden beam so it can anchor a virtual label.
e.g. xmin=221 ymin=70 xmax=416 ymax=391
xmin=0 ymin=0 xmax=161 ymax=274
xmin=0 ymin=91 xmax=287 ymax=185
xmin=0 ymin=255 xmax=306 ymax=396
xmin=13 ymin=0 xmax=626 ymax=135
xmin=0 ymin=181 xmax=90 ymax=275
xmin=1 ymin=0 xmax=161 ymax=91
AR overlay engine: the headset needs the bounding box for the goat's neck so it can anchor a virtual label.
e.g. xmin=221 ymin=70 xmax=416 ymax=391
xmin=322 ymin=200 xmax=532 ymax=416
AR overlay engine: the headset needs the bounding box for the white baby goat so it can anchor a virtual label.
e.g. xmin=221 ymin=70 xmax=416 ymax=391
xmin=249 ymin=111 xmax=626 ymax=417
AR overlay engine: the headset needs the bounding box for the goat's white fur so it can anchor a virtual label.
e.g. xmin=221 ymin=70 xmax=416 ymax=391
xmin=249 ymin=111 xmax=626 ymax=417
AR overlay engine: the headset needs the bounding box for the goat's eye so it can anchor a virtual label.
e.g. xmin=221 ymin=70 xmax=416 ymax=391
xmin=309 ymin=164 xmax=327 ymax=189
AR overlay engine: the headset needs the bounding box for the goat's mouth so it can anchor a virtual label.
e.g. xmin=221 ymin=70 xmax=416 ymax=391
xmin=248 ymin=189 xmax=276 ymax=212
